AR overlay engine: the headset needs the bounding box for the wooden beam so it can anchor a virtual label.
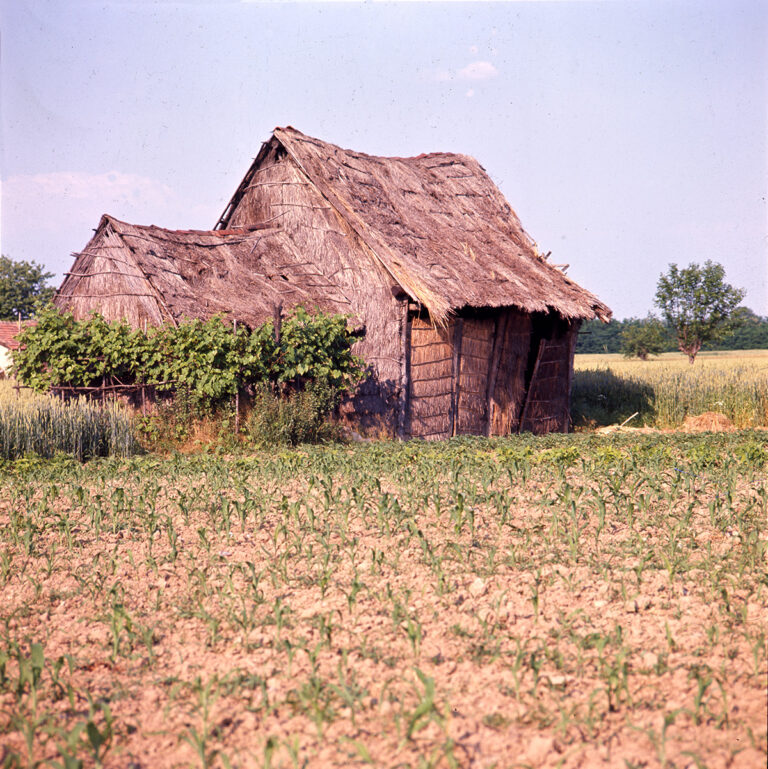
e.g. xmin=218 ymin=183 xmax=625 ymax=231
xmin=564 ymin=319 xmax=581 ymax=432
xmin=397 ymin=300 xmax=412 ymax=440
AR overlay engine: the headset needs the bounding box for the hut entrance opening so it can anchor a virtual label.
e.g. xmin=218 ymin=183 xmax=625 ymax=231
xmin=517 ymin=313 xmax=580 ymax=435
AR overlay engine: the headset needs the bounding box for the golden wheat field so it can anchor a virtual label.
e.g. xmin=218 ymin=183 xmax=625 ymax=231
xmin=572 ymin=350 xmax=768 ymax=429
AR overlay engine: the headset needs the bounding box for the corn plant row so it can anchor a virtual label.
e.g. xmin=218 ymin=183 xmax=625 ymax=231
xmin=0 ymin=432 xmax=765 ymax=767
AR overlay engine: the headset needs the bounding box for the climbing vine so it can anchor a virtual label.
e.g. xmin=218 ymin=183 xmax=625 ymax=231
xmin=13 ymin=305 xmax=364 ymax=409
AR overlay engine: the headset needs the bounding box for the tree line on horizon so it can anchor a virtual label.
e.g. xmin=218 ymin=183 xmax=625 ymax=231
xmin=577 ymin=308 xmax=768 ymax=356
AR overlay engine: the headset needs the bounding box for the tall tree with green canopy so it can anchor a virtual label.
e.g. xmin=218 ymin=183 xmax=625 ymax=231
xmin=0 ymin=255 xmax=55 ymax=320
xmin=654 ymin=260 xmax=745 ymax=364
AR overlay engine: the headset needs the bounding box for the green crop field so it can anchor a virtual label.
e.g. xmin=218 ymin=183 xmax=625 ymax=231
xmin=0 ymin=434 xmax=766 ymax=768
xmin=573 ymin=350 xmax=768 ymax=429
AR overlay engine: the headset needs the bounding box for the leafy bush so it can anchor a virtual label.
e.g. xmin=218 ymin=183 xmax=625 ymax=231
xmin=245 ymin=382 xmax=343 ymax=446
xmin=620 ymin=316 xmax=670 ymax=360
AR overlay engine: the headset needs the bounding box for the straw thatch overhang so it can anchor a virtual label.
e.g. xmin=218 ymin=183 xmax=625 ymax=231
xmin=217 ymin=126 xmax=611 ymax=326
xmin=56 ymin=214 xmax=352 ymax=328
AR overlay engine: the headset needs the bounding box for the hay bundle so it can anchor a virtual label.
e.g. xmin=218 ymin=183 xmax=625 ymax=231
xmin=682 ymin=411 xmax=734 ymax=432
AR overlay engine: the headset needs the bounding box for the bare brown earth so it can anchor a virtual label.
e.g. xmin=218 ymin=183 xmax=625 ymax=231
xmin=0 ymin=437 xmax=766 ymax=768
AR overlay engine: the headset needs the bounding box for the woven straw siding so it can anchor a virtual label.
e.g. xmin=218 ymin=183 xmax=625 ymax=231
xmin=456 ymin=317 xmax=494 ymax=435
xmin=408 ymin=317 xmax=453 ymax=439
xmin=489 ymin=309 xmax=531 ymax=435
xmin=56 ymin=227 xmax=166 ymax=326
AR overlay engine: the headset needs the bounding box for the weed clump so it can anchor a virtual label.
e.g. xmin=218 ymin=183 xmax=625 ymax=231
xmin=245 ymin=382 xmax=343 ymax=446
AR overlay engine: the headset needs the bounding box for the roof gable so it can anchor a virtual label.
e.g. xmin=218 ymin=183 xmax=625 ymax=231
xmin=218 ymin=127 xmax=611 ymax=324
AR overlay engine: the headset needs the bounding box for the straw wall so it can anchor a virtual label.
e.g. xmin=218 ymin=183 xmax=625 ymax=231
xmin=488 ymin=309 xmax=531 ymax=435
xmin=408 ymin=317 xmax=454 ymax=440
xmin=455 ymin=318 xmax=494 ymax=435
xmin=406 ymin=308 xmax=577 ymax=439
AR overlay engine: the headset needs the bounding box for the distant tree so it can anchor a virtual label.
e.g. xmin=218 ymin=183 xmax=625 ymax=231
xmin=654 ymin=261 xmax=745 ymax=364
xmin=0 ymin=255 xmax=55 ymax=320
xmin=620 ymin=315 xmax=670 ymax=360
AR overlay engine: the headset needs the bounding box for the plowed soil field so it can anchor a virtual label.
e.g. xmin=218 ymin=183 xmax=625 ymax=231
xmin=1 ymin=432 xmax=766 ymax=768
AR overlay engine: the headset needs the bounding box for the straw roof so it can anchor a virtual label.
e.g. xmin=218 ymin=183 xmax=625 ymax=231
xmin=55 ymin=215 xmax=352 ymax=328
xmin=218 ymin=127 xmax=612 ymax=325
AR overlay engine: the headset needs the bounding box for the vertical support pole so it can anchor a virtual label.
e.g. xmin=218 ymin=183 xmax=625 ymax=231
xmin=273 ymin=303 xmax=283 ymax=345
xmin=564 ymin=319 xmax=581 ymax=432
xmin=273 ymin=303 xmax=283 ymax=396
xmin=449 ymin=318 xmax=464 ymax=438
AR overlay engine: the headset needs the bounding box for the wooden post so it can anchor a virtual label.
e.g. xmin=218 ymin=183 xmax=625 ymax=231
xmin=449 ymin=319 xmax=464 ymax=438
xmin=564 ymin=320 xmax=580 ymax=432
xmin=274 ymin=303 xmax=283 ymax=345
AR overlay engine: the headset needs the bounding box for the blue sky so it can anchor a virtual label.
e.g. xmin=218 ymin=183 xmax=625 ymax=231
xmin=1 ymin=0 xmax=766 ymax=319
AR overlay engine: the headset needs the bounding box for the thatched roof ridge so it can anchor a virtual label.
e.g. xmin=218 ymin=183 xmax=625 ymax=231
xmin=55 ymin=214 xmax=353 ymax=328
xmin=218 ymin=127 xmax=611 ymax=324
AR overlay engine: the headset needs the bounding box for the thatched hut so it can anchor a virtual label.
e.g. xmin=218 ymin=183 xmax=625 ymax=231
xmin=56 ymin=126 xmax=610 ymax=437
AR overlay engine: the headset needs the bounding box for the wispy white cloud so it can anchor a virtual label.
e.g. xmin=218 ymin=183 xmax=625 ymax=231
xmin=429 ymin=68 xmax=453 ymax=82
xmin=1 ymin=171 xmax=208 ymax=277
xmin=458 ymin=61 xmax=498 ymax=81
xmin=5 ymin=171 xmax=174 ymax=210
xmin=423 ymin=59 xmax=499 ymax=84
